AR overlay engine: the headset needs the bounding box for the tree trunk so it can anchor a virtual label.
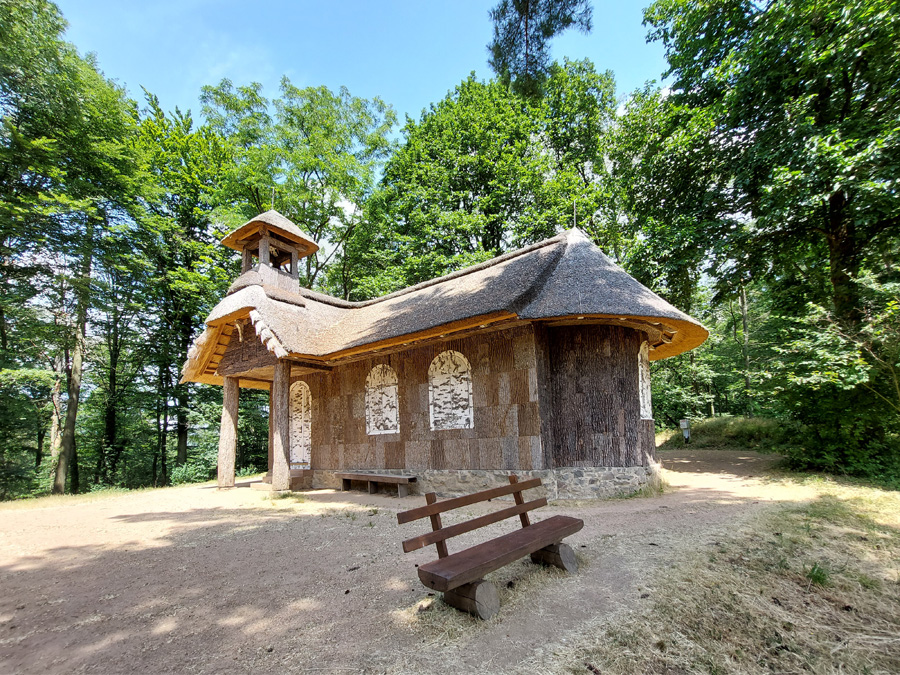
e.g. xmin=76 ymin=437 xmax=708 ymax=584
xmin=175 ymin=385 xmax=188 ymax=466
xmin=35 ymin=426 xmax=45 ymax=468
xmin=157 ymin=361 xmax=170 ymax=486
xmin=740 ymin=284 xmax=752 ymax=418
xmin=53 ymin=218 xmax=94 ymax=494
xmin=70 ymin=443 xmax=79 ymax=494
xmin=174 ymin=312 xmax=194 ymax=467
xmin=102 ymin=321 xmax=123 ymax=483
xmin=0 ymin=305 xmax=7 ymax=353
xmin=49 ymin=375 xmax=62 ymax=460
xmin=826 ymin=190 xmax=861 ymax=327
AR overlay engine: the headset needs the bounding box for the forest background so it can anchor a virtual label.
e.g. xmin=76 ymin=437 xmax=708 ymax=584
xmin=1 ymin=0 xmax=897 ymax=498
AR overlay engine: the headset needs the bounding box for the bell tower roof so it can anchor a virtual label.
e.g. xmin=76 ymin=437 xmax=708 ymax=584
xmin=220 ymin=210 xmax=319 ymax=257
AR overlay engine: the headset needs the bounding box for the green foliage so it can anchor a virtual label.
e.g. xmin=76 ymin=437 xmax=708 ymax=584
xmin=804 ymin=562 xmax=831 ymax=587
xmin=1 ymin=0 xmax=898 ymax=498
xmin=657 ymin=416 xmax=787 ymax=452
xmin=627 ymin=0 xmax=900 ymax=479
xmin=200 ymin=77 xmax=396 ymax=289
xmin=169 ymin=461 xmax=213 ymax=486
xmin=342 ymin=61 xmax=618 ymax=298
xmin=488 ymin=0 xmax=593 ymax=97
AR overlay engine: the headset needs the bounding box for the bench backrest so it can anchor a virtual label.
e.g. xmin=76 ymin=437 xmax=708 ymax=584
xmin=396 ymin=475 xmax=547 ymax=559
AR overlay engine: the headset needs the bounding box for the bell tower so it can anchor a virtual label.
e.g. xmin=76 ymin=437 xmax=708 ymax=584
xmin=220 ymin=209 xmax=319 ymax=294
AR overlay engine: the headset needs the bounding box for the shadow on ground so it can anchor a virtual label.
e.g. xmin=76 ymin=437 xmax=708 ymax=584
xmin=0 ymin=451 xmax=808 ymax=674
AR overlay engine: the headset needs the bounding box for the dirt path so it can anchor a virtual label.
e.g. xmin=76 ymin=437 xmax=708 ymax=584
xmin=0 ymin=450 xmax=820 ymax=674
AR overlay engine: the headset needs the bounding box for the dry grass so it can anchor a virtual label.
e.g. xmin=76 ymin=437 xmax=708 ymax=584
xmin=392 ymin=552 xmax=588 ymax=645
xmin=543 ymin=485 xmax=900 ymax=675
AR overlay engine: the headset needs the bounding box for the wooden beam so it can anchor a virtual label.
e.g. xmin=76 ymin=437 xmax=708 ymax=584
xmin=259 ymin=233 xmax=271 ymax=266
xmin=425 ymin=493 xmax=449 ymax=559
xmin=270 ymin=360 xmax=291 ymax=491
xmin=402 ymin=497 xmax=547 ymax=553
xmin=509 ymin=474 xmax=532 ymax=528
xmin=268 ymin=388 xmax=275 ymax=479
xmin=397 ymin=478 xmax=542 ymax=524
xmin=217 ymin=376 xmax=239 ymax=488
xmin=284 ymin=357 xmax=332 ymax=371
xmin=194 ymin=324 xmax=225 ymax=379
xmin=304 ymin=311 xmax=517 ymax=363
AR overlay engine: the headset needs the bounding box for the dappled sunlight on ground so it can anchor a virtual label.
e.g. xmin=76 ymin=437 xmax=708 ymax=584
xmin=0 ymin=449 xmax=868 ymax=674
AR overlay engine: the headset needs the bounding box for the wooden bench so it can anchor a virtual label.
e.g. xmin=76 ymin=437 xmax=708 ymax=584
xmin=336 ymin=472 xmax=417 ymax=498
xmin=396 ymin=475 xmax=583 ymax=619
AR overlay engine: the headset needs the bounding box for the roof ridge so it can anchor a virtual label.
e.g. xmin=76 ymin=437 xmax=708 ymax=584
xmin=300 ymin=231 xmax=570 ymax=309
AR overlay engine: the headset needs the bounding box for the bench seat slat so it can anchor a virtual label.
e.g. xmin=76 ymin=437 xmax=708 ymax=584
xmin=397 ymin=478 xmax=542 ymax=524
xmin=336 ymin=473 xmax=416 ymax=484
xmin=402 ymin=497 xmax=548 ymax=553
xmin=416 ymin=515 xmax=584 ymax=592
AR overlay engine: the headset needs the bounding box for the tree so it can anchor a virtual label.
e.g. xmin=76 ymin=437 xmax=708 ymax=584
xmin=350 ymin=75 xmax=547 ymax=294
xmin=135 ymin=94 xmax=233 ymax=471
xmin=644 ymin=0 xmax=900 ymax=328
xmin=1 ymin=0 xmax=140 ymax=494
xmin=632 ymin=0 xmax=900 ymax=476
xmin=201 ymin=77 xmax=396 ymax=289
xmin=488 ymin=0 xmax=593 ymax=97
xmin=341 ymin=63 xmax=619 ymax=300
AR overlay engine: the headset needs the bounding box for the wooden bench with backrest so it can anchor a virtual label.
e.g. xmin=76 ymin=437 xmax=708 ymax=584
xmin=336 ymin=472 xmax=417 ymax=497
xmin=396 ymin=475 xmax=584 ymax=619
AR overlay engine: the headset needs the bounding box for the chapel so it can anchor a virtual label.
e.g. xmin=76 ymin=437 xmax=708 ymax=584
xmin=181 ymin=210 xmax=707 ymax=498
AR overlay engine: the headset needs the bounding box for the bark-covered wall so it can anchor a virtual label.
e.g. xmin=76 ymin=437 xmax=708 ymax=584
xmin=535 ymin=324 xmax=656 ymax=468
xmin=297 ymin=325 xmax=543 ymax=472
xmin=293 ymin=322 xmax=655 ymax=473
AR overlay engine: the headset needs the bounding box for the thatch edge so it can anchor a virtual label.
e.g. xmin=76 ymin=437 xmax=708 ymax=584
xmin=249 ymin=309 xmax=289 ymax=359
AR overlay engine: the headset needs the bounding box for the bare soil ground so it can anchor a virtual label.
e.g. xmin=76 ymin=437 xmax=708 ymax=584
xmin=0 ymin=450 xmax=826 ymax=674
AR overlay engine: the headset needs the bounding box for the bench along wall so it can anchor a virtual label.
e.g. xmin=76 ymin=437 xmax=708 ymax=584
xmin=292 ymin=322 xmax=658 ymax=499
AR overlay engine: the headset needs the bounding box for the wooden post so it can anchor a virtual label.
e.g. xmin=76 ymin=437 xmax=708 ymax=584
xmin=264 ymin=387 xmax=274 ymax=483
xmin=442 ymin=580 xmax=500 ymax=620
xmin=241 ymin=247 xmax=253 ymax=273
xmin=426 ymin=492 xmax=449 ymax=559
xmin=271 ymin=360 xmax=291 ymax=491
xmin=509 ymin=475 xmax=531 ymax=528
xmin=530 ymin=543 xmax=578 ymax=573
xmin=217 ymin=376 xmax=239 ymax=488
xmin=259 ymin=234 xmax=270 ymax=267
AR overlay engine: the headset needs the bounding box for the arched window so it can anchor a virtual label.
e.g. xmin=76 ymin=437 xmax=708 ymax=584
xmin=290 ymin=381 xmax=312 ymax=466
xmin=428 ymin=350 xmax=474 ymax=430
xmin=365 ymin=364 xmax=399 ymax=435
xmin=638 ymin=341 xmax=653 ymax=420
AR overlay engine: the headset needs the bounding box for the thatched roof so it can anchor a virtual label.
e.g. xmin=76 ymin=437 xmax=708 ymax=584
xmin=182 ymin=229 xmax=707 ymax=385
xmin=220 ymin=210 xmax=319 ymax=256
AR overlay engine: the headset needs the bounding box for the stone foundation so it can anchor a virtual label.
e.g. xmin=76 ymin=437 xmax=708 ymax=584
xmin=310 ymin=464 xmax=659 ymax=500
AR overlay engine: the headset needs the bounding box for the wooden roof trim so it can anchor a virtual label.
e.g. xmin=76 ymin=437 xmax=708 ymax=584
xmin=294 ymin=310 xmax=517 ymax=363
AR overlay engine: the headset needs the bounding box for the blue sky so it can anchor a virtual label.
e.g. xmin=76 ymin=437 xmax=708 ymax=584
xmin=55 ymin=0 xmax=668 ymax=123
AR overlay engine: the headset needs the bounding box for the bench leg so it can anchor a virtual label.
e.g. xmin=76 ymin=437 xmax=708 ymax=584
xmin=397 ymin=484 xmax=408 ymax=498
xmin=530 ymin=543 xmax=578 ymax=573
xmin=442 ymin=579 xmax=500 ymax=620
xmin=368 ymin=481 xmax=377 ymax=495
xmin=342 ymin=478 xmax=351 ymax=492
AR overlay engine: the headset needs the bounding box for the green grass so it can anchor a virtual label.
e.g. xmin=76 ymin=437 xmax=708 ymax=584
xmin=657 ymin=415 xmax=786 ymax=453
